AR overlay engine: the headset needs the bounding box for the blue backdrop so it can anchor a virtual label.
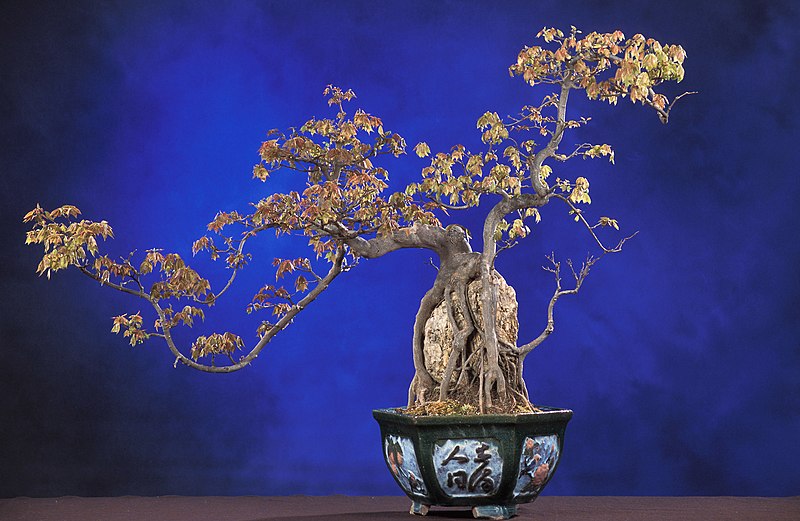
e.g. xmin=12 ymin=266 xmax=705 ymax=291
xmin=2 ymin=0 xmax=798 ymax=497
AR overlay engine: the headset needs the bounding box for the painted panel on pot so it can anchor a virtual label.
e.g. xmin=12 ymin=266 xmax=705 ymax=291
xmin=433 ymin=438 xmax=502 ymax=497
xmin=384 ymin=435 xmax=428 ymax=497
xmin=514 ymin=434 xmax=560 ymax=497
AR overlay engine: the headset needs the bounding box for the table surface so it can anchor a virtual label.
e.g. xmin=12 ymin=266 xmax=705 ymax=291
xmin=1 ymin=495 xmax=799 ymax=521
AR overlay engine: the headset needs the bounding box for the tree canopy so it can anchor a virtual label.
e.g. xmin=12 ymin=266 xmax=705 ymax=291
xmin=25 ymin=27 xmax=691 ymax=410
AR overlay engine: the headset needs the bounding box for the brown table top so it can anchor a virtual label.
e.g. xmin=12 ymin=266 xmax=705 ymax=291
xmin=1 ymin=495 xmax=798 ymax=521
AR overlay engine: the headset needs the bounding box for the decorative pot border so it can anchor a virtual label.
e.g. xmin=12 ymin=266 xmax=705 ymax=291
xmin=373 ymin=406 xmax=573 ymax=519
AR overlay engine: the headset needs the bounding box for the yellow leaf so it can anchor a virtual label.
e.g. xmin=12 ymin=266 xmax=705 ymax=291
xmin=414 ymin=142 xmax=431 ymax=158
xmin=569 ymin=177 xmax=591 ymax=204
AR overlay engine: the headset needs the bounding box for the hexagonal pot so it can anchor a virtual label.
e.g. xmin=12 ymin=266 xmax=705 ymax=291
xmin=373 ymin=406 xmax=573 ymax=520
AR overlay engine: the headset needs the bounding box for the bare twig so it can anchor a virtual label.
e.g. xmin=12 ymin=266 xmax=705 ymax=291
xmin=552 ymin=193 xmax=638 ymax=254
xmin=518 ymin=252 xmax=600 ymax=357
xmin=655 ymin=91 xmax=698 ymax=124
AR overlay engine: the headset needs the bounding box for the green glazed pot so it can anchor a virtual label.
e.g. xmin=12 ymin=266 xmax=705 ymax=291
xmin=373 ymin=406 xmax=573 ymax=520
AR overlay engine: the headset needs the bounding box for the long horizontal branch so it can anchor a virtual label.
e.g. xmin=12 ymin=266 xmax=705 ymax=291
xmin=344 ymin=223 xmax=472 ymax=260
xmin=81 ymin=246 xmax=346 ymax=373
xmin=155 ymin=245 xmax=347 ymax=373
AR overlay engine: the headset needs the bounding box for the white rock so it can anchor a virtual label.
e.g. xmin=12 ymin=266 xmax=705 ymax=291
xmin=423 ymin=273 xmax=518 ymax=381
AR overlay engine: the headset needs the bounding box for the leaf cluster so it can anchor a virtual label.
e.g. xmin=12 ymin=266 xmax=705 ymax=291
xmin=510 ymin=26 xmax=687 ymax=113
xmin=248 ymin=84 xmax=441 ymax=246
xmin=24 ymin=205 xmax=113 ymax=279
xmin=191 ymin=332 xmax=244 ymax=361
xmin=111 ymin=312 xmax=149 ymax=346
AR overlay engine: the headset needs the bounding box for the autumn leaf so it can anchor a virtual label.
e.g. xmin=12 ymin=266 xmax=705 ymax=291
xmin=414 ymin=142 xmax=431 ymax=158
xmin=295 ymin=275 xmax=309 ymax=292
xmin=191 ymin=332 xmax=244 ymax=360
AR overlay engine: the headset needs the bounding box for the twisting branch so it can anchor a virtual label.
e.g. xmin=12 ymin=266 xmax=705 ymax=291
xmin=529 ymin=82 xmax=572 ymax=196
xmin=344 ymin=223 xmax=471 ymax=260
xmin=518 ymin=253 xmax=598 ymax=357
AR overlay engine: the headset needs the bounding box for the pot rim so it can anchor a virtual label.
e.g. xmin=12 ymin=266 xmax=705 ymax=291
xmin=373 ymin=405 xmax=573 ymax=426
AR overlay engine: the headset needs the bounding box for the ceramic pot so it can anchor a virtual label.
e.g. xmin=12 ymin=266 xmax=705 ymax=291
xmin=373 ymin=406 xmax=573 ymax=520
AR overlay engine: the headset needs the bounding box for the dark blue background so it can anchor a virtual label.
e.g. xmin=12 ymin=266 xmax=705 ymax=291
xmin=2 ymin=0 xmax=798 ymax=497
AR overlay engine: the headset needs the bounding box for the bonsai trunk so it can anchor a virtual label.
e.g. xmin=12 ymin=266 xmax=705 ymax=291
xmin=407 ymin=251 xmax=530 ymax=414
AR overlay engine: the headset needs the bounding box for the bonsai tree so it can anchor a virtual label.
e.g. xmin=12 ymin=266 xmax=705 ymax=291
xmin=25 ymin=27 xmax=691 ymax=415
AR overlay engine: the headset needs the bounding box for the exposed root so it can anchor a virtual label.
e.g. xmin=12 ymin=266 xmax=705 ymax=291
xmin=439 ymin=267 xmax=476 ymax=401
xmin=412 ymin=253 xmax=535 ymax=414
xmin=408 ymin=371 xmax=435 ymax=407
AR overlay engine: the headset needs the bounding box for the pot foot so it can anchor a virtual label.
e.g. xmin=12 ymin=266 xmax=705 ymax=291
xmin=410 ymin=501 xmax=430 ymax=516
xmin=471 ymin=504 xmax=518 ymax=520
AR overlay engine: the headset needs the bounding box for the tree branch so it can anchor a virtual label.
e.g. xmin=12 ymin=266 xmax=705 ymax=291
xmin=78 ymin=267 xmax=151 ymax=300
xmin=155 ymin=245 xmax=347 ymax=373
xmin=345 ymin=223 xmax=472 ymax=260
xmin=518 ymin=253 xmax=598 ymax=357
xmin=199 ymin=224 xmax=274 ymax=305
xmin=652 ymin=91 xmax=698 ymax=124
xmin=529 ymin=82 xmax=572 ymax=196
xmin=552 ymin=193 xmax=638 ymax=253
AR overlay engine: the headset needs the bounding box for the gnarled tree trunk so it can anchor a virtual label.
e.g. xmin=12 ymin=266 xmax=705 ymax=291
xmin=407 ymin=252 xmax=531 ymax=413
